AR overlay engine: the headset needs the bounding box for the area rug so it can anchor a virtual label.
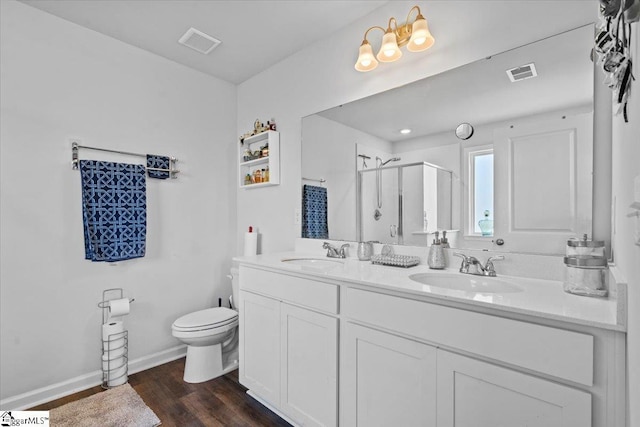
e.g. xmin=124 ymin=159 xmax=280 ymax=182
xmin=49 ymin=383 xmax=161 ymax=427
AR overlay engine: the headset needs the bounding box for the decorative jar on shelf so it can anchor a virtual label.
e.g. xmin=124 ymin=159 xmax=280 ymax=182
xmin=478 ymin=210 xmax=494 ymax=236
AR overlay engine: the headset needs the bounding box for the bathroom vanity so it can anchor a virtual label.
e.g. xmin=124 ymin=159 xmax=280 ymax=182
xmin=236 ymin=23 xmax=625 ymax=427
xmin=235 ymin=248 xmax=626 ymax=427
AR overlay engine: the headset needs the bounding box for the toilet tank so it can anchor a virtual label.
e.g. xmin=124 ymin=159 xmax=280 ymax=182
xmin=230 ymin=267 xmax=239 ymax=311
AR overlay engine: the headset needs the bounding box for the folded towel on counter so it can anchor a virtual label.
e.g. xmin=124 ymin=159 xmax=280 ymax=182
xmin=146 ymin=154 xmax=170 ymax=179
xmin=302 ymin=185 xmax=328 ymax=239
xmin=79 ymin=160 xmax=147 ymax=262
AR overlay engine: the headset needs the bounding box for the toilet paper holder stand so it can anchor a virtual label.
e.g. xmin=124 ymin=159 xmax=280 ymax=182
xmin=98 ymin=288 xmax=134 ymax=389
xmin=97 ymin=288 xmax=135 ymax=324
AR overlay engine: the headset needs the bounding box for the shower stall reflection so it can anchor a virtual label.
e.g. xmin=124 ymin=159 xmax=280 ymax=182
xmin=358 ymin=162 xmax=453 ymax=246
xmin=375 ymin=156 xmax=401 ymax=210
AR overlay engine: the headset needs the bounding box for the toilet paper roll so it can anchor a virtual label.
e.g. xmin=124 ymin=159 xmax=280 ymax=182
xmin=106 ymin=364 xmax=128 ymax=387
xmin=244 ymin=231 xmax=258 ymax=256
xmin=103 ymin=343 xmax=125 ymax=358
xmin=102 ymin=321 xmax=124 ymax=340
xmin=108 ymin=298 xmax=130 ymax=318
xmin=102 ymin=355 xmax=126 ymax=371
xmin=102 ymin=321 xmax=125 ymax=355
xmin=102 ymin=342 xmax=125 ymax=359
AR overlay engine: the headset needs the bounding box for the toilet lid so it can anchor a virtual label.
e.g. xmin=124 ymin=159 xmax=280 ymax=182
xmin=173 ymin=307 xmax=238 ymax=330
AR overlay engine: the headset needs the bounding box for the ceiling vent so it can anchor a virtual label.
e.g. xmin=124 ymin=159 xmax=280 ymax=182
xmin=506 ymin=63 xmax=538 ymax=82
xmin=178 ymin=27 xmax=221 ymax=55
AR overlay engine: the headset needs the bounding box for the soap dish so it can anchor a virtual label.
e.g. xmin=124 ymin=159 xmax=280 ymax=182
xmin=371 ymin=254 xmax=421 ymax=268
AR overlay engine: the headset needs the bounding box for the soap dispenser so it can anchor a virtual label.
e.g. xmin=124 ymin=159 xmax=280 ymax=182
xmin=428 ymin=232 xmax=446 ymax=269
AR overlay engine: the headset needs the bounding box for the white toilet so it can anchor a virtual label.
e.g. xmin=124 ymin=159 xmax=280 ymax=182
xmin=171 ymin=268 xmax=240 ymax=383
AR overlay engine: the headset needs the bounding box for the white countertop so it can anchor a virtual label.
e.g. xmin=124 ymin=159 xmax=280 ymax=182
xmin=234 ymin=251 xmax=625 ymax=332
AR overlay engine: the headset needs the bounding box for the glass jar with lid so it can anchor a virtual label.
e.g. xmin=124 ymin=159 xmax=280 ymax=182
xmin=563 ymin=255 xmax=608 ymax=297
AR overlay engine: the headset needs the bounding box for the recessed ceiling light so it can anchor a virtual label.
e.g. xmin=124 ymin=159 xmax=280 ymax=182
xmin=400 ymin=128 xmax=412 ymax=134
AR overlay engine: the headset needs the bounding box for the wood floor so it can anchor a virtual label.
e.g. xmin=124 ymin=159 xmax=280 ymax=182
xmin=31 ymin=358 xmax=292 ymax=427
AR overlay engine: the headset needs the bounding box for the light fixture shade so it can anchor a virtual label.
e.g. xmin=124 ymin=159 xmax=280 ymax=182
xmin=355 ymin=40 xmax=378 ymax=72
xmin=376 ymin=30 xmax=402 ymax=62
xmin=407 ymin=15 xmax=435 ymax=52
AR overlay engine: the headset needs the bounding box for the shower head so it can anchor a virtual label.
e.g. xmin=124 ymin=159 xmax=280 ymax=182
xmin=381 ymin=157 xmax=401 ymax=166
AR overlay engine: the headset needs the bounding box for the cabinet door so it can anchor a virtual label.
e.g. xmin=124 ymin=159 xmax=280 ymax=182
xmin=280 ymin=303 xmax=338 ymax=427
xmin=436 ymin=350 xmax=591 ymax=427
xmin=239 ymin=291 xmax=281 ymax=406
xmin=342 ymin=322 xmax=437 ymax=427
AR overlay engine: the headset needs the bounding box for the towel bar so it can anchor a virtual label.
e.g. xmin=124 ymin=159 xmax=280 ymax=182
xmin=302 ymin=177 xmax=326 ymax=184
xmin=72 ymin=142 xmax=180 ymax=179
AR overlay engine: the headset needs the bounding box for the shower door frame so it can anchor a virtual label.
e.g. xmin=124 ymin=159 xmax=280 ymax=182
xmin=357 ymin=161 xmax=454 ymax=245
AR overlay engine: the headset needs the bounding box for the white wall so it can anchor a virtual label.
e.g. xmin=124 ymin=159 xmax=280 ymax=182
xmin=236 ymin=1 xmax=598 ymax=255
xmin=610 ymin=21 xmax=640 ymax=425
xmin=0 ymin=0 xmax=237 ymax=402
xmin=302 ymin=115 xmax=391 ymax=242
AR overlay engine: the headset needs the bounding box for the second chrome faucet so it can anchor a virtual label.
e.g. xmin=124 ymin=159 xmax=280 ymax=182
xmin=323 ymin=242 xmax=350 ymax=259
xmin=453 ymin=253 xmax=504 ymax=277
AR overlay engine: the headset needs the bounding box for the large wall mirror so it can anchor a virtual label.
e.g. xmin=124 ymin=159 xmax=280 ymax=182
xmin=302 ymin=25 xmax=598 ymax=255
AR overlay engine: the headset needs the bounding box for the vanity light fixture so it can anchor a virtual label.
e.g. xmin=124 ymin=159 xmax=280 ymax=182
xmin=355 ymin=5 xmax=435 ymax=72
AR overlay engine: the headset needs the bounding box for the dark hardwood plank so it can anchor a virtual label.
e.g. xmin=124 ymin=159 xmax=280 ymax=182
xmin=30 ymin=385 xmax=104 ymax=411
xmin=30 ymin=358 xmax=291 ymax=427
xmin=180 ymin=391 xmax=227 ymax=426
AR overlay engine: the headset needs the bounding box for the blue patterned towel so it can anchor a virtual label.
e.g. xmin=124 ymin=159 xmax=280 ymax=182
xmin=146 ymin=154 xmax=170 ymax=179
xmin=302 ymin=185 xmax=328 ymax=239
xmin=80 ymin=160 xmax=147 ymax=262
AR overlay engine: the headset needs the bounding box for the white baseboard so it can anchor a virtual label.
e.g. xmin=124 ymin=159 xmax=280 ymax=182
xmin=128 ymin=344 xmax=187 ymax=376
xmin=0 ymin=345 xmax=186 ymax=411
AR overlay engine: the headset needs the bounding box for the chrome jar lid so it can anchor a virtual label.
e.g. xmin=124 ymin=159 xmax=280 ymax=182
xmin=566 ymin=234 xmax=605 ymax=248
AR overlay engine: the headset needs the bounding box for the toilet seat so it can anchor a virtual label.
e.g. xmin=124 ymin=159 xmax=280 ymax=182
xmin=172 ymin=307 xmax=238 ymax=333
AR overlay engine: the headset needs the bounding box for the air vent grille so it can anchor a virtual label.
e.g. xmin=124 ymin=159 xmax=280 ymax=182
xmin=178 ymin=27 xmax=221 ymax=55
xmin=506 ymin=63 xmax=538 ymax=82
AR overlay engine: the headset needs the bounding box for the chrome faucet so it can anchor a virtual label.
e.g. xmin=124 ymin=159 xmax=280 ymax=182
xmin=453 ymin=253 xmax=504 ymax=277
xmin=323 ymin=242 xmax=350 ymax=259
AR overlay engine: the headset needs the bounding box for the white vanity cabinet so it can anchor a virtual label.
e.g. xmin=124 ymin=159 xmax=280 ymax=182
xmin=280 ymin=303 xmax=338 ymax=426
xmin=238 ymin=259 xmax=625 ymax=427
xmin=239 ymin=266 xmax=339 ymax=427
xmin=341 ymin=322 xmax=437 ymax=427
xmin=436 ymin=350 xmax=591 ymax=427
xmin=341 ymin=286 xmax=622 ymax=427
xmin=341 ymin=319 xmax=591 ymax=427
xmin=239 ymin=290 xmax=281 ymax=405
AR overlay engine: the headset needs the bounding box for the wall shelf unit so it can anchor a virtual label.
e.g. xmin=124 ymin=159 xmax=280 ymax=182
xmin=239 ymin=130 xmax=279 ymax=189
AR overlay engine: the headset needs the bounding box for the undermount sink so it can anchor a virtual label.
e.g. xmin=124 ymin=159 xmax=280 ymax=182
xmin=280 ymin=257 xmax=344 ymax=267
xmin=409 ymin=273 xmax=523 ymax=294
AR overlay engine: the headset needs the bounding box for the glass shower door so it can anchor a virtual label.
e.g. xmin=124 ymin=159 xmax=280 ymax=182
xmin=358 ymin=167 xmax=400 ymax=245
